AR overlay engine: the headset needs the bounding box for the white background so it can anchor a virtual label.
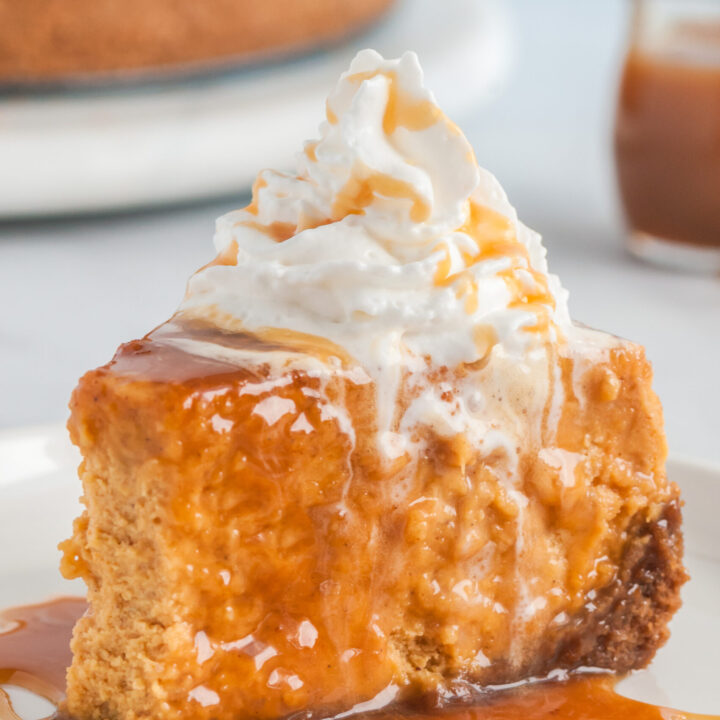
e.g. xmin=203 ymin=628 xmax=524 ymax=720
xmin=0 ymin=0 xmax=718 ymax=462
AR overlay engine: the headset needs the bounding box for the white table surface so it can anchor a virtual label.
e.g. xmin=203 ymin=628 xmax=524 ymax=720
xmin=0 ymin=0 xmax=718 ymax=463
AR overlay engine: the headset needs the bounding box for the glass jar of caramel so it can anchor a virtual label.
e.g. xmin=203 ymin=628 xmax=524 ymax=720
xmin=615 ymin=0 xmax=720 ymax=271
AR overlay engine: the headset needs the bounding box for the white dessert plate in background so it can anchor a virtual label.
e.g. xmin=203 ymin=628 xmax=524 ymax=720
xmin=0 ymin=424 xmax=717 ymax=716
xmin=0 ymin=0 xmax=511 ymax=219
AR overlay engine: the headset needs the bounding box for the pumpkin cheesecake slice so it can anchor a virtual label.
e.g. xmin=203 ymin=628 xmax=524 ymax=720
xmin=60 ymin=50 xmax=686 ymax=720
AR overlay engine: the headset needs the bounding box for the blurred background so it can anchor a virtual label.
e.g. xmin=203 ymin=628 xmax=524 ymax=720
xmin=0 ymin=0 xmax=718 ymax=462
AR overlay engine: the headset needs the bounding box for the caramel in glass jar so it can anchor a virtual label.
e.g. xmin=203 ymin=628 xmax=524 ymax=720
xmin=615 ymin=4 xmax=720 ymax=263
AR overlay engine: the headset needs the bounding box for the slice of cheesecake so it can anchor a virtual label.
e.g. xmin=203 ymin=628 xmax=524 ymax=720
xmin=60 ymin=50 xmax=686 ymax=720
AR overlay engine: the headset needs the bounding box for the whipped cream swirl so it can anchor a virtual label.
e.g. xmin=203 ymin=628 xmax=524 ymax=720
xmin=181 ymin=50 xmax=570 ymax=377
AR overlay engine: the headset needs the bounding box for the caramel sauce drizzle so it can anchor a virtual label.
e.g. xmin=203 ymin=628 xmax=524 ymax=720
xmin=245 ymin=176 xmax=268 ymax=217
xmin=149 ymin=314 xmax=357 ymax=373
xmin=243 ymin=221 xmax=297 ymax=243
xmin=331 ymin=172 xmax=430 ymax=224
xmin=197 ymin=239 xmax=239 ymax=273
xmin=232 ymin=174 xmax=295 ymax=244
xmin=245 ymin=68 xmax=444 ymax=242
xmin=326 ymin=100 xmax=338 ymax=125
xmin=326 ymin=68 xmax=445 ymax=224
xmin=342 ymin=68 xmax=443 ymax=136
xmin=0 ymin=598 xmax=715 ymax=720
xmin=433 ymin=202 xmax=556 ymax=334
xmin=251 ymin=326 xmax=356 ymax=366
xmin=304 ymin=141 xmax=318 ymax=162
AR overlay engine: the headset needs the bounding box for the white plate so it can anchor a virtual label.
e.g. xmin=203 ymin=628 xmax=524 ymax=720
xmin=0 ymin=425 xmax=718 ymax=715
xmin=0 ymin=0 xmax=511 ymax=219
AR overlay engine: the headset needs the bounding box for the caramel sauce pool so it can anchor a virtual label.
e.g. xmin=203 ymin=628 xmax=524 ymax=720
xmin=0 ymin=598 xmax=85 ymax=718
xmin=0 ymin=599 xmax=714 ymax=720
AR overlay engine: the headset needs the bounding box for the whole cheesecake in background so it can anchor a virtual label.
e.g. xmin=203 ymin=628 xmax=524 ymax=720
xmin=61 ymin=50 xmax=686 ymax=720
xmin=0 ymin=0 xmax=395 ymax=83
